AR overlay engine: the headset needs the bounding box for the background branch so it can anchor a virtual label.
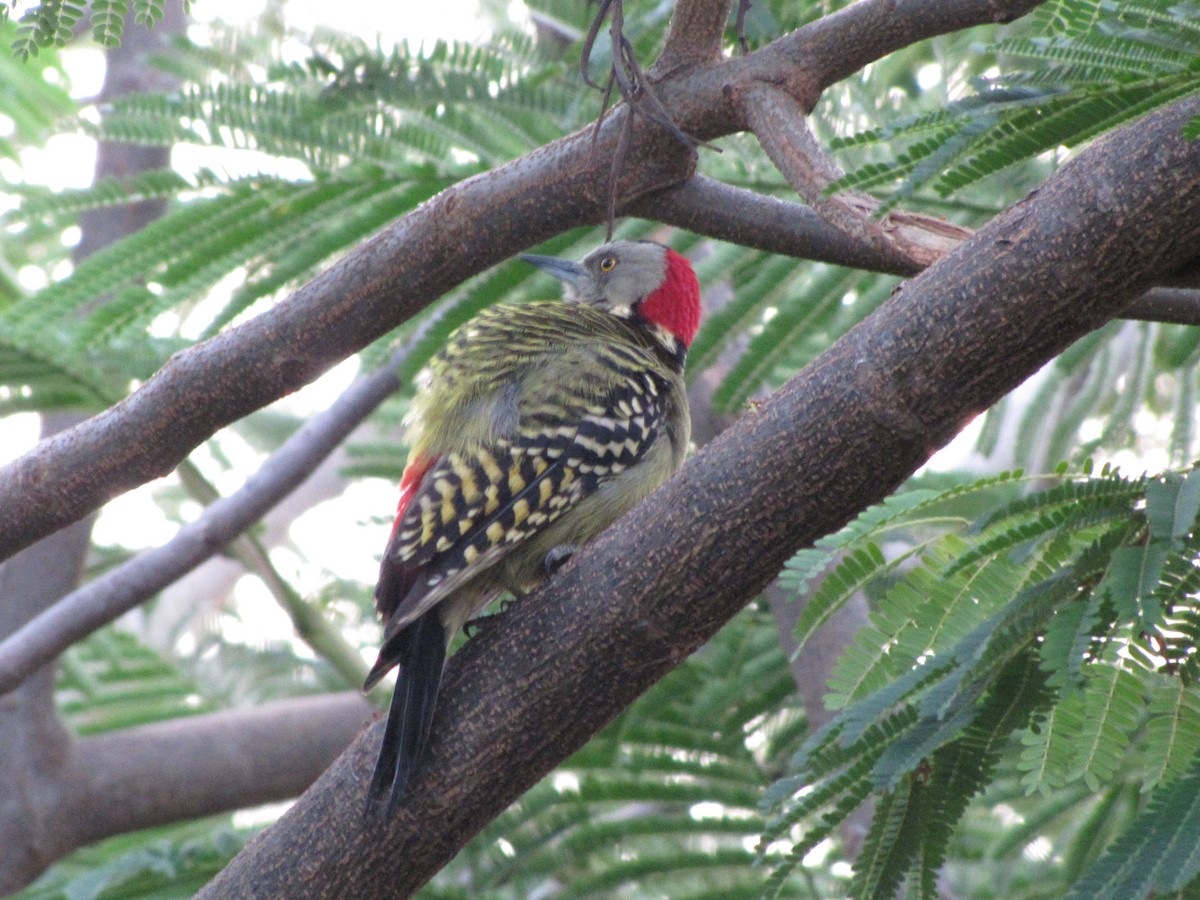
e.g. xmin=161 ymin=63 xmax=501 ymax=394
xmin=176 ymin=460 xmax=370 ymax=688
xmin=741 ymin=82 xmax=917 ymax=268
xmin=44 ymin=694 xmax=370 ymax=859
xmin=1126 ymin=288 xmax=1200 ymax=326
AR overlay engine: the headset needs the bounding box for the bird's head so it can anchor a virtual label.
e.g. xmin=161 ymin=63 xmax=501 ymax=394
xmin=520 ymin=240 xmax=701 ymax=353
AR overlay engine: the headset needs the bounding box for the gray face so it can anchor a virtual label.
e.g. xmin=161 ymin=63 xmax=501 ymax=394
xmin=573 ymin=241 xmax=669 ymax=310
xmin=521 ymin=241 xmax=668 ymax=311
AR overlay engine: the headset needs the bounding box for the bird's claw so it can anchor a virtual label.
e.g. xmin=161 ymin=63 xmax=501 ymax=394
xmin=463 ymin=614 xmax=492 ymax=638
xmin=464 ymin=596 xmax=517 ymax=637
xmin=543 ymin=544 xmax=579 ymax=577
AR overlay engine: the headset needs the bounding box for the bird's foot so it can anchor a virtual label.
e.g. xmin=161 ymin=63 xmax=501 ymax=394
xmin=463 ymin=613 xmax=497 ymax=638
xmin=543 ymin=544 xmax=579 ymax=577
xmin=464 ymin=595 xmax=517 ymax=637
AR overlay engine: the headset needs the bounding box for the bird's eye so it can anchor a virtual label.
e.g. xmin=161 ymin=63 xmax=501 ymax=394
xmin=598 ymin=256 xmax=617 ymax=272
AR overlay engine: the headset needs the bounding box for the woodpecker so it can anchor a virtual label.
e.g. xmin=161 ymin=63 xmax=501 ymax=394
xmin=363 ymin=239 xmax=701 ymax=816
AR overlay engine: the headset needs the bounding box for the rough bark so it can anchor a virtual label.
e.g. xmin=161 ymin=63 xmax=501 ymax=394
xmin=63 ymin=694 xmax=371 ymax=846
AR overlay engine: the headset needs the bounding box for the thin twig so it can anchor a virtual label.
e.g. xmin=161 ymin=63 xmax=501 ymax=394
xmin=605 ymin=111 xmax=636 ymax=239
xmin=579 ymin=0 xmax=614 ymax=89
xmin=589 ymin=71 xmax=616 ymax=149
xmin=581 ymin=0 xmax=706 ymax=235
xmin=735 ymin=0 xmax=751 ymax=53
xmin=618 ymin=34 xmax=707 ymax=151
xmin=742 ymin=81 xmax=921 ymax=271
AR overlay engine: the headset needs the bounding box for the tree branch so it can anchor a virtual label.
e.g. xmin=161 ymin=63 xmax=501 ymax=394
xmin=634 ymin=177 xmax=1200 ymax=324
xmin=653 ymin=0 xmax=734 ymax=76
xmin=0 ymin=506 xmax=90 ymax=893
xmin=48 ymin=694 xmax=370 ymax=858
xmin=196 ymin=92 xmax=1200 ymax=900
xmin=1126 ymin=288 xmax=1200 ymax=326
xmin=0 ymin=0 xmax=1047 ymax=568
xmin=741 ymin=82 xmax=918 ymax=269
xmin=755 ymin=0 xmax=1044 ymax=95
xmin=177 ymin=459 xmax=369 ymax=688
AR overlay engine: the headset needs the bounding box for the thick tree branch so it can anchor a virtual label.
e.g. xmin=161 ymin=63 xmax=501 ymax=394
xmin=41 ymin=694 xmax=370 ymax=862
xmin=0 ymin=0 xmax=1046 ymax=567
xmin=197 ymin=93 xmax=1200 ymax=900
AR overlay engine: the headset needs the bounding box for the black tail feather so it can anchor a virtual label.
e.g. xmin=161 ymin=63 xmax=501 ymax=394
xmin=365 ymin=610 xmax=446 ymax=819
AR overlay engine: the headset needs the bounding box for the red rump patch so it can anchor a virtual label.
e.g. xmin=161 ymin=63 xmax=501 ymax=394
xmin=388 ymin=453 xmax=437 ymax=541
xmin=638 ymin=248 xmax=701 ymax=348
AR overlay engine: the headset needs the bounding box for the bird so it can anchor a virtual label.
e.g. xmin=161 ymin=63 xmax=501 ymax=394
xmin=363 ymin=239 xmax=702 ymax=817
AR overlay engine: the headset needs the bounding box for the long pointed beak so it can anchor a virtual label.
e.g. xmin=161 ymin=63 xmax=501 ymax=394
xmin=519 ymin=253 xmax=586 ymax=286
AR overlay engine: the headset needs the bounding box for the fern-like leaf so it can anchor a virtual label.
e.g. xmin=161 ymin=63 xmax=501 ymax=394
xmin=1065 ymin=754 xmax=1200 ymax=898
xmin=830 ymin=0 xmax=1200 ymax=203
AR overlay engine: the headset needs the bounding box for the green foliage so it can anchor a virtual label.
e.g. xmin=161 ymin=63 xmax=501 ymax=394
xmin=3 ymin=0 xmax=175 ymax=57
xmin=57 ymin=628 xmax=217 ymax=734
xmin=0 ymin=24 xmax=72 ymax=147
xmin=0 ymin=30 xmax=579 ymax=413
xmin=9 ymin=0 xmax=85 ymax=59
xmin=94 ymin=37 xmax=575 ymax=171
xmin=830 ymin=0 xmax=1200 ymax=207
xmin=1064 ymin=754 xmax=1200 ymax=898
xmin=16 ymin=820 xmax=253 ymax=900
xmin=766 ymin=463 xmax=1200 ymax=897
